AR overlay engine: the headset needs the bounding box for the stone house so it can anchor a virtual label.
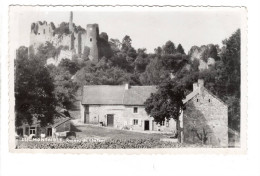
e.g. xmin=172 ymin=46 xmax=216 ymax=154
xmin=182 ymin=79 xmax=228 ymax=147
xmin=17 ymin=111 xmax=71 ymax=138
xmin=80 ymin=80 xmax=228 ymax=147
xmin=80 ymin=84 xmax=177 ymax=132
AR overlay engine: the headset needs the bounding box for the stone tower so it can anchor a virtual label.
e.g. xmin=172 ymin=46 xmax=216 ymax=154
xmin=69 ymin=11 xmax=74 ymax=33
xmin=85 ymin=24 xmax=99 ymax=61
xmin=69 ymin=11 xmax=74 ymax=50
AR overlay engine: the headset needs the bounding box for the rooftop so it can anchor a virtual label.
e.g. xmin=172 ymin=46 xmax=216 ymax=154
xmin=82 ymin=85 xmax=157 ymax=105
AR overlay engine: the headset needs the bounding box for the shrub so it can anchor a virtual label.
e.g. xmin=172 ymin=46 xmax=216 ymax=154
xmin=16 ymin=138 xmax=213 ymax=149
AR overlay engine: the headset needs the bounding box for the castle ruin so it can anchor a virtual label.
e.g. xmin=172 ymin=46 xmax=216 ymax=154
xmin=30 ymin=11 xmax=99 ymax=64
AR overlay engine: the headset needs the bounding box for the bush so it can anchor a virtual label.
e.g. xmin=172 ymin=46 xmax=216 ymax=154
xmin=16 ymin=138 xmax=213 ymax=149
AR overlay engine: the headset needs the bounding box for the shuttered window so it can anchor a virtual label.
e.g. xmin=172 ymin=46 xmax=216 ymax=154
xmin=133 ymin=119 xmax=138 ymax=125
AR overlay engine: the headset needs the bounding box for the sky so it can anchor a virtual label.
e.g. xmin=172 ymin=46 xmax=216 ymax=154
xmin=9 ymin=6 xmax=242 ymax=56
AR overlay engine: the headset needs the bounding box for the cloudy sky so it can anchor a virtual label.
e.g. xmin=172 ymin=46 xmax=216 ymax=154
xmin=10 ymin=6 xmax=242 ymax=56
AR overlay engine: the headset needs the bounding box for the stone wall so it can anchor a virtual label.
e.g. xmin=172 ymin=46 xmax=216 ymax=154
xmin=80 ymin=104 xmax=177 ymax=132
xmin=30 ymin=21 xmax=99 ymax=61
xmin=183 ymin=89 xmax=228 ymax=147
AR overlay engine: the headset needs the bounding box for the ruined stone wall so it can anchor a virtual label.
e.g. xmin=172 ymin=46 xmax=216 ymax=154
xmin=30 ymin=21 xmax=99 ymax=59
xmin=183 ymin=89 xmax=228 ymax=147
xmin=30 ymin=21 xmax=55 ymax=51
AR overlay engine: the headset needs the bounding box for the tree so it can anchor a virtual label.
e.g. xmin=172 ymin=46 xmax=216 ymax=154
xmin=176 ymin=44 xmax=185 ymax=54
xmin=154 ymin=46 xmax=163 ymax=55
xmin=121 ymin=35 xmax=132 ymax=52
xmin=51 ymin=68 xmax=78 ymax=109
xmin=98 ymin=33 xmax=113 ymax=59
xmin=162 ymin=41 xmax=176 ymax=54
xmin=109 ymin=38 xmax=121 ymax=53
xmin=144 ymin=79 xmax=185 ymax=141
xmin=220 ymin=29 xmax=241 ymax=131
xmin=15 ymin=46 xmax=56 ymax=127
xmin=99 ymin=32 xmax=109 ymax=41
xmin=140 ymin=57 xmax=168 ymax=85
xmin=201 ymin=44 xmax=219 ymax=62
xmin=58 ymin=58 xmax=80 ymax=75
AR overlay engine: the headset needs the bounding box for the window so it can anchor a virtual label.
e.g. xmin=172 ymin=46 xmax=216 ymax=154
xmin=133 ymin=107 xmax=138 ymax=113
xmin=166 ymin=121 xmax=169 ymax=127
xmin=197 ymin=99 xmax=199 ymax=102
xmin=43 ymin=29 xmax=45 ymax=34
xmin=90 ymin=38 xmax=92 ymax=42
xmin=209 ymin=99 xmax=211 ymax=102
xmin=133 ymin=119 xmax=138 ymax=125
xmin=29 ymin=127 xmax=36 ymax=135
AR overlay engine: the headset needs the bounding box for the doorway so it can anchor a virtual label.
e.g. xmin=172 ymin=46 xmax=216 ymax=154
xmin=84 ymin=113 xmax=89 ymax=124
xmin=47 ymin=128 xmax=52 ymax=137
xmin=107 ymin=114 xmax=114 ymax=127
xmin=144 ymin=120 xmax=150 ymax=131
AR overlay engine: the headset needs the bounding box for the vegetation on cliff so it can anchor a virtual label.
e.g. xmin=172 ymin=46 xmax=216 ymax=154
xmin=15 ymin=28 xmax=241 ymax=132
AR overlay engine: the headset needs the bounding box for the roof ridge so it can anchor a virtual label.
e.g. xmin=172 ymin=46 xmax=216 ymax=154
xmin=183 ymin=87 xmax=227 ymax=106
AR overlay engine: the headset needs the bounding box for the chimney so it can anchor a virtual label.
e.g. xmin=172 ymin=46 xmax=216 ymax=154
xmin=198 ymin=79 xmax=204 ymax=88
xmin=198 ymin=79 xmax=204 ymax=94
xmin=193 ymin=83 xmax=198 ymax=91
xmin=125 ymin=83 xmax=130 ymax=90
xmin=192 ymin=79 xmax=204 ymax=92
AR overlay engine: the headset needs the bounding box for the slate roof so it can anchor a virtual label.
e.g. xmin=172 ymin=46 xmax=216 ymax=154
xmin=51 ymin=117 xmax=71 ymax=128
xmin=82 ymin=85 xmax=157 ymax=105
xmin=182 ymin=87 xmax=227 ymax=106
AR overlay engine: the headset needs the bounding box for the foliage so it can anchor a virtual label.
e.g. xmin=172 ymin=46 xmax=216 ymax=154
xmin=176 ymin=44 xmax=185 ymax=54
xmin=47 ymin=59 xmax=80 ymax=109
xmin=15 ymin=46 xmax=56 ymax=127
xmin=17 ymin=138 xmax=213 ymax=149
xmin=162 ymin=41 xmax=176 ymax=54
xmin=16 ymin=27 xmax=241 ymax=133
xmin=54 ymin=22 xmax=70 ymax=36
xmin=144 ymin=79 xmax=185 ymax=123
xmin=200 ymin=44 xmax=219 ymax=62
xmin=98 ymin=32 xmax=113 ymax=59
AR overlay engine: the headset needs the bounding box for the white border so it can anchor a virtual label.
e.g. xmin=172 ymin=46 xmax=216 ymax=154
xmin=8 ymin=5 xmax=248 ymax=155
xmin=1 ymin=1 xmax=260 ymax=176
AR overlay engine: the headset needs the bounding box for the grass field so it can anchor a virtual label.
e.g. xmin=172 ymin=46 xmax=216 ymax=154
xmin=71 ymin=123 xmax=172 ymax=140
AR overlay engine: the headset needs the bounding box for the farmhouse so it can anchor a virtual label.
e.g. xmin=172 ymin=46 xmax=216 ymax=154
xmin=80 ymin=80 xmax=228 ymax=147
xmin=80 ymin=84 xmax=177 ymax=132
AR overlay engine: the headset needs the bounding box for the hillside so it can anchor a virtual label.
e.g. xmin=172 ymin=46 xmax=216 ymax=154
xmin=16 ymin=21 xmax=241 ymax=132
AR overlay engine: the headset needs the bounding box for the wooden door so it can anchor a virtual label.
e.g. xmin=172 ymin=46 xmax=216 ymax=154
xmin=144 ymin=120 xmax=150 ymax=131
xmin=107 ymin=114 xmax=114 ymax=127
xmin=84 ymin=113 xmax=89 ymax=124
